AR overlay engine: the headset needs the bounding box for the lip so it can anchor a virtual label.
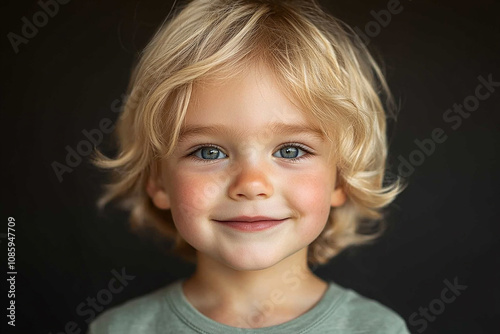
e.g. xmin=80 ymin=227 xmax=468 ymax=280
xmin=213 ymin=216 xmax=289 ymax=232
xmin=216 ymin=215 xmax=285 ymax=222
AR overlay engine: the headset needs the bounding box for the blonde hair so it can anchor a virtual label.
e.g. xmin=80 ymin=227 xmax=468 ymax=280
xmin=94 ymin=0 xmax=406 ymax=266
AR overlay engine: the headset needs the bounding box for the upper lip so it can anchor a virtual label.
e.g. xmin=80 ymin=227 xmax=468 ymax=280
xmin=214 ymin=216 xmax=288 ymax=222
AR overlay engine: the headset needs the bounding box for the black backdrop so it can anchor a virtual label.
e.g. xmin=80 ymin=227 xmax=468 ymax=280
xmin=1 ymin=0 xmax=499 ymax=333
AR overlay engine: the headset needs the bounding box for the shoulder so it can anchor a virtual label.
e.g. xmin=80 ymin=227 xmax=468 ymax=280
xmin=86 ymin=281 xmax=179 ymax=334
xmin=322 ymin=282 xmax=410 ymax=333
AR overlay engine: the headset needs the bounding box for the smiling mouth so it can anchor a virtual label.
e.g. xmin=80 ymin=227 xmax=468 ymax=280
xmin=213 ymin=218 xmax=289 ymax=232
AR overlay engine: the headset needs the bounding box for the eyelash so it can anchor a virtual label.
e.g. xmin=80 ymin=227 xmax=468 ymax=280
xmin=186 ymin=142 xmax=314 ymax=163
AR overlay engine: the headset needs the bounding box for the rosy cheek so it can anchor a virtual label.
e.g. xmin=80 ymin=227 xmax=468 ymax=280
xmin=169 ymin=173 xmax=216 ymax=222
xmin=287 ymin=172 xmax=332 ymax=227
xmin=294 ymin=172 xmax=330 ymax=204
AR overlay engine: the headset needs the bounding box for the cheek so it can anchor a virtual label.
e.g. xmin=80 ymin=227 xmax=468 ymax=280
xmin=167 ymin=172 xmax=222 ymax=229
xmin=285 ymin=170 xmax=332 ymax=228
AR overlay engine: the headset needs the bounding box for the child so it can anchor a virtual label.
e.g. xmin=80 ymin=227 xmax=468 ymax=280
xmin=89 ymin=0 xmax=409 ymax=332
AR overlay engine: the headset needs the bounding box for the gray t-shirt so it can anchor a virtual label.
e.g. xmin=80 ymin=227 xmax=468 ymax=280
xmin=87 ymin=279 xmax=410 ymax=333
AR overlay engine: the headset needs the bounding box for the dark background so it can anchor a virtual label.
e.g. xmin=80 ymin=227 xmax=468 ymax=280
xmin=1 ymin=0 xmax=499 ymax=333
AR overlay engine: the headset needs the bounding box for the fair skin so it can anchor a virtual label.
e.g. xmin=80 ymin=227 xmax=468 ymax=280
xmin=147 ymin=62 xmax=346 ymax=328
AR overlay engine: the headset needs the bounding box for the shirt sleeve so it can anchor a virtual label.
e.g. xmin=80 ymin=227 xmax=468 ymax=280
xmin=394 ymin=319 xmax=411 ymax=334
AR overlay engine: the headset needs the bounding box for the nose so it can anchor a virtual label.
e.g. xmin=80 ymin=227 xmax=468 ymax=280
xmin=228 ymin=162 xmax=274 ymax=200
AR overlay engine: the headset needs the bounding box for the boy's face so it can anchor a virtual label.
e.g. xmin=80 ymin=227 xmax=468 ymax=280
xmin=148 ymin=62 xmax=346 ymax=271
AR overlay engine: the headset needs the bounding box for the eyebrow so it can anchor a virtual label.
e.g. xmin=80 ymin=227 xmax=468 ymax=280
xmin=178 ymin=122 xmax=325 ymax=142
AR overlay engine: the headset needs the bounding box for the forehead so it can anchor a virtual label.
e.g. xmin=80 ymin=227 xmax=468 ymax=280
xmin=181 ymin=62 xmax=324 ymax=139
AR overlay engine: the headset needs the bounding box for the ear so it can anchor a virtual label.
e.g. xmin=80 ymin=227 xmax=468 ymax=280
xmin=331 ymin=169 xmax=346 ymax=207
xmin=146 ymin=174 xmax=171 ymax=210
xmin=331 ymin=185 xmax=346 ymax=207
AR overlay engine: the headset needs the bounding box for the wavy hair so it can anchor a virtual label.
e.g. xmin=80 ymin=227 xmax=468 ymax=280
xmin=94 ymin=0 xmax=407 ymax=265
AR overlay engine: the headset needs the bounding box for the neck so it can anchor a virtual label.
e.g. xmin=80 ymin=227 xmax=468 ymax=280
xmin=182 ymin=248 xmax=328 ymax=328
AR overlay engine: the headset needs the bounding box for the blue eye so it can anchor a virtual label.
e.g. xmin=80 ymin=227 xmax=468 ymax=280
xmin=272 ymin=144 xmax=309 ymax=161
xmin=188 ymin=143 xmax=312 ymax=163
xmin=191 ymin=146 xmax=227 ymax=160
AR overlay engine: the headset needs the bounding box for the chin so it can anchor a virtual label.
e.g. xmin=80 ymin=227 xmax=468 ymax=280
xmin=217 ymin=249 xmax=293 ymax=272
xmin=225 ymin=261 xmax=279 ymax=272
